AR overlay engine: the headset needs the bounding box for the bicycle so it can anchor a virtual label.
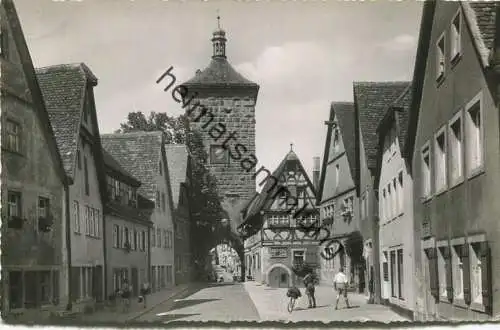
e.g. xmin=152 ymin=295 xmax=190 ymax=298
xmin=287 ymin=296 xmax=297 ymax=313
xmin=286 ymin=286 xmax=302 ymax=313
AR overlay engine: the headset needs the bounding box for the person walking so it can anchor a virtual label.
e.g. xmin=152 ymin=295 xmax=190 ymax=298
xmin=139 ymin=281 xmax=150 ymax=308
xmin=368 ymin=266 xmax=375 ymax=304
xmin=303 ymin=271 xmax=317 ymax=308
xmin=121 ymin=279 xmax=132 ymax=313
xmin=333 ymin=267 xmax=350 ymax=310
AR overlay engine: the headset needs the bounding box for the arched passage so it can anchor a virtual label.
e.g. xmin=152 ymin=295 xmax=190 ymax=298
xmin=206 ymin=229 xmax=245 ymax=282
xmin=266 ymin=263 xmax=293 ymax=288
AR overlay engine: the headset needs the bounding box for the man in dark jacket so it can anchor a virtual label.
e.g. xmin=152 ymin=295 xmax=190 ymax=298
xmin=303 ymin=271 xmax=317 ymax=308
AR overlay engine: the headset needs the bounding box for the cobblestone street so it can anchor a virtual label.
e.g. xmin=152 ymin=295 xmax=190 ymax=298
xmin=135 ymin=282 xmax=260 ymax=323
xmin=244 ymin=282 xmax=409 ymax=322
xmin=125 ymin=281 xmax=408 ymax=323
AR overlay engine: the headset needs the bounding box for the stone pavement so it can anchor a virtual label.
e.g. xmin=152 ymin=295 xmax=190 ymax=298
xmin=69 ymin=284 xmax=191 ymax=324
xmin=135 ymin=282 xmax=260 ymax=323
xmin=244 ymin=281 xmax=409 ymax=323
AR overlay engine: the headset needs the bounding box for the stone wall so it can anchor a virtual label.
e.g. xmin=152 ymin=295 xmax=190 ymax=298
xmin=189 ymin=95 xmax=256 ymax=227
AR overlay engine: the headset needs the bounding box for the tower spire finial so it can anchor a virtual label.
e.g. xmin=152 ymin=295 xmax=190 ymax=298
xmin=211 ymin=10 xmax=227 ymax=59
xmin=290 ymin=143 xmax=294 ymax=152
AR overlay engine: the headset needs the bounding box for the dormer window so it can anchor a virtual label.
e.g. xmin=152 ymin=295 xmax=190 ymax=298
xmin=437 ymin=33 xmax=445 ymax=81
xmin=451 ymin=11 xmax=462 ymax=62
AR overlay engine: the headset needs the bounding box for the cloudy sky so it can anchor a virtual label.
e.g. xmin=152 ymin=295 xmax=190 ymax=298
xmin=15 ymin=0 xmax=422 ymax=183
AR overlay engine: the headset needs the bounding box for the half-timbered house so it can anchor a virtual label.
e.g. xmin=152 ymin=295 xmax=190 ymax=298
xmin=239 ymin=147 xmax=320 ymax=288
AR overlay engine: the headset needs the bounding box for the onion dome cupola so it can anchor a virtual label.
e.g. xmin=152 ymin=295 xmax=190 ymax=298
xmin=212 ymin=15 xmax=227 ymax=59
xmin=181 ymin=14 xmax=259 ymax=97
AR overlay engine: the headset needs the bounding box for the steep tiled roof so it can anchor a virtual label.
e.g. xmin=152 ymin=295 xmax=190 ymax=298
xmin=241 ymin=149 xmax=317 ymax=226
xmin=101 ymin=131 xmax=164 ymax=201
xmin=36 ymin=63 xmax=97 ymax=176
xmin=102 ymin=148 xmax=141 ymax=187
xmin=240 ymin=192 xmax=260 ymax=218
xmin=354 ymin=81 xmax=410 ymax=170
xmin=463 ymin=2 xmax=497 ymax=67
xmin=182 ymin=58 xmax=258 ymax=88
xmin=318 ymin=102 xmax=357 ymax=203
xmin=2 ymin=0 xmax=68 ymax=183
xmin=164 ymin=144 xmax=189 ymax=209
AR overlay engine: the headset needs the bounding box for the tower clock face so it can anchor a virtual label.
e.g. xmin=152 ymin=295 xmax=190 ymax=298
xmin=211 ymin=146 xmax=227 ymax=164
xmin=215 ymin=147 xmax=225 ymax=159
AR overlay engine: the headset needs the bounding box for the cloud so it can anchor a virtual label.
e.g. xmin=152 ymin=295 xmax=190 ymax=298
xmin=378 ymin=34 xmax=417 ymax=52
xmin=237 ymin=41 xmax=353 ymax=86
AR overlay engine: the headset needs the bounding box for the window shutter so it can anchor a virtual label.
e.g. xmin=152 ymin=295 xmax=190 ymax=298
xmin=461 ymin=243 xmax=471 ymax=305
xmin=443 ymin=246 xmax=454 ymax=302
xmin=428 ymin=248 xmax=439 ymax=297
xmin=480 ymin=242 xmax=492 ymax=314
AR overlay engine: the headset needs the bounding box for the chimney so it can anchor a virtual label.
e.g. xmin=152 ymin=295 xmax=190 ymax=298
xmin=313 ymin=156 xmax=320 ymax=191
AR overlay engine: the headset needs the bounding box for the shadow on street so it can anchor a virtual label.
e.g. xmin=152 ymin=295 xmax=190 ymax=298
xmin=156 ymin=313 xmax=201 ymax=322
xmin=167 ymin=298 xmax=221 ymax=313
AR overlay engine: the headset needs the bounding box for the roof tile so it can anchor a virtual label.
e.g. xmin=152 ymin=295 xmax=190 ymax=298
xmin=182 ymin=58 xmax=258 ymax=88
xmin=469 ymin=2 xmax=497 ymax=52
xmin=164 ymin=144 xmax=189 ymax=209
xmin=101 ymin=131 xmax=164 ymax=201
xmin=36 ymin=63 xmax=92 ymax=176
xmin=354 ymin=81 xmax=411 ymax=170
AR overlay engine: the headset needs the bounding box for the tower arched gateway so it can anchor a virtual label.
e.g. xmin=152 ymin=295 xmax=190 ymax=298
xmin=180 ymin=18 xmax=259 ymax=280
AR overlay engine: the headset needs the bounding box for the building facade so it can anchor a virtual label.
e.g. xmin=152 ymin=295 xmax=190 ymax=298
xmin=216 ymin=244 xmax=241 ymax=276
xmin=101 ymin=132 xmax=176 ymax=292
xmin=317 ymin=102 xmax=363 ymax=290
xmin=103 ymin=150 xmax=153 ymax=298
xmin=165 ymin=144 xmax=193 ymax=285
xmin=180 ymin=23 xmax=259 ymax=232
xmin=37 ymin=63 xmax=108 ymax=311
xmin=375 ymin=85 xmax=416 ymax=318
xmin=1 ymin=0 xmax=69 ymax=318
xmin=239 ymin=149 xmax=320 ymax=288
xmin=405 ymin=1 xmax=500 ymax=321
xmin=353 ymin=81 xmax=410 ymax=302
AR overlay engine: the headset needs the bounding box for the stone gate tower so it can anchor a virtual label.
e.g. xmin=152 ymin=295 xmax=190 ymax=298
xmin=181 ymin=18 xmax=259 ymax=230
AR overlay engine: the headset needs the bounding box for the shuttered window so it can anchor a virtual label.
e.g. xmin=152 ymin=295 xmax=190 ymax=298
xmin=461 ymin=243 xmax=471 ymax=305
xmin=442 ymin=246 xmax=454 ymax=302
xmin=480 ymin=242 xmax=492 ymax=314
xmin=426 ymin=248 xmax=439 ymax=298
xmin=390 ymin=250 xmax=396 ymax=298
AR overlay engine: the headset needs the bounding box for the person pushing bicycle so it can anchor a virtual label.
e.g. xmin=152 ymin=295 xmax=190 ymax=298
xmin=303 ymin=270 xmax=318 ymax=308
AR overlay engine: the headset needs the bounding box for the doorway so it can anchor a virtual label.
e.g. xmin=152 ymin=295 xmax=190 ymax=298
xmin=268 ymin=266 xmax=290 ymax=288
